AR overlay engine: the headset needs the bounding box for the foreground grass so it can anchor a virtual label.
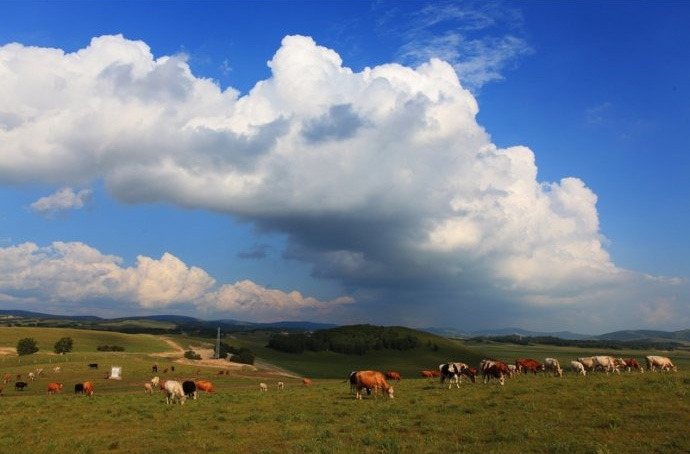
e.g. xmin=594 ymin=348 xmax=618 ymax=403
xmin=0 ymin=366 xmax=687 ymax=454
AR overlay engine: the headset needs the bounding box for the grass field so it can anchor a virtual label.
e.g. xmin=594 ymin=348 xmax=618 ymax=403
xmin=0 ymin=327 xmax=171 ymax=354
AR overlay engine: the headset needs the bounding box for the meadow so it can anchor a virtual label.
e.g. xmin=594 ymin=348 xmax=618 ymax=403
xmin=0 ymin=327 xmax=688 ymax=454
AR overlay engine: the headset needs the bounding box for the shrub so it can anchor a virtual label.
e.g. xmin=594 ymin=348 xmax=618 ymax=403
xmin=184 ymin=350 xmax=201 ymax=360
xmin=96 ymin=345 xmax=125 ymax=351
xmin=230 ymin=348 xmax=255 ymax=365
xmin=17 ymin=337 xmax=39 ymax=355
xmin=54 ymin=336 xmax=73 ymax=354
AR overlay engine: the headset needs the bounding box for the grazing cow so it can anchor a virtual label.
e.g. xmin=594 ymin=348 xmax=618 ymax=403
xmin=74 ymin=383 xmax=84 ymax=394
xmin=385 ymin=371 xmax=402 ymax=381
xmin=507 ymin=364 xmax=519 ymax=377
xmin=3 ymin=373 xmax=11 ymax=384
xmin=645 ymin=356 xmax=677 ymax=372
xmin=35 ymin=368 xmax=44 ymax=376
xmin=195 ymin=380 xmax=216 ymax=393
xmin=158 ymin=380 xmax=167 ymax=391
xmin=144 ymin=383 xmax=154 ymax=394
xmin=171 ymin=366 xmax=175 ymax=372
xmin=439 ymin=362 xmax=468 ymax=389
xmin=16 ymin=374 xmax=21 ymax=381
xmin=277 ymin=382 xmax=284 ymax=390
xmin=622 ymin=358 xmax=644 ymax=373
xmin=151 ymin=376 xmax=160 ymax=388
xmin=182 ymin=380 xmax=197 ymax=400
xmin=482 ymin=360 xmax=509 ymax=385
xmin=515 ymin=359 xmax=543 ymax=375
xmin=28 ymin=372 xmax=35 ymax=381
xmin=420 ymin=370 xmax=434 ymax=378
xmin=163 ymin=368 xmax=168 ymax=374
xmin=15 ymin=381 xmax=28 ymax=391
xmin=218 ymin=370 xmax=225 ymax=375
xmin=462 ymin=367 xmax=478 ymax=383
xmin=302 ymin=378 xmax=313 ymax=387
xmin=163 ymin=380 xmax=186 ymax=405
xmin=53 ymin=367 xmax=61 ymax=373
xmin=544 ymin=358 xmax=563 ymax=378
xmin=577 ymin=357 xmax=595 ymax=371
xmin=88 ymin=363 xmax=98 ymax=369
xmin=592 ymin=356 xmax=620 ymax=375
xmin=354 ymin=371 xmax=394 ymax=399
xmin=259 ymin=383 xmax=268 ymax=392
xmin=47 ymin=382 xmax=63 ymax=394
xmin=83 ymin=381 xmax=94 ymax=397
xmin=152 ymin=364 xmax=158 ymax=373
xmin=570 ymin=361 xmax=586 ymax=376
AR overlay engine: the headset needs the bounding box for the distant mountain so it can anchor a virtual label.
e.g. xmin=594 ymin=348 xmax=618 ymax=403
xmin=596 ymin=329 xmax=690 ymax=342
xmin=113 ymin=314 xmax=202 ymax=325
xmin=422 ymin=326 xmax=591 ymax=340
xmin=0 ymin=309 xmax=102 ymax=321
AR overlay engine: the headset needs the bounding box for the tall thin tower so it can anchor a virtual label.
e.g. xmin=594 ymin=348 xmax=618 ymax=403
xmin=216 ymin=327 xmax=221 ymax=360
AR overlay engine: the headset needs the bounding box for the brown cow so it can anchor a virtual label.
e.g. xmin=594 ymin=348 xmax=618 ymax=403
xmin=420 ymin=370 xmax=434 ymax=378
xmin=47 ymin=382 xmax=63 ymax=394
xmin=302 ymin=378 xmax=313 ymax=387
xmin=83 ymin=381 xmax=94 ymax=397
xmin=462 ymin=367 xmax=478 ymax=383
xmin=354 ymin=371 xmax=394 ymax=399
xmin=482 ymin=361 xmax=510 ymax=385
xmin=385 ymin=371 xmax=402 ymax=381
xmin=3 ymin=373 xmax=11 ymax=384
xmin=515 ymin=359 xmax=543 ymax=375
xmin=622 ymin=358 xmax=645 ymax=373
xmin=430 ymin=370 xmax=440 ymax=377
xmin=195 ymin=380 xmax=216 ymax=393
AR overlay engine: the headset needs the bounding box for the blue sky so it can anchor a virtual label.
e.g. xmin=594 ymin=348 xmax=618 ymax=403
xmin=0 ymin=1 xmax=688 ymax=333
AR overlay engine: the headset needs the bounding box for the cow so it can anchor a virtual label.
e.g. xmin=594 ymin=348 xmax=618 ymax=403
xmin=385 ymin=371 xmax=402 ymax=381
xmin=35 ymin=368 xmax=44 ymax=376
xmin=622 ymin=358 xmax=644 ymax=373
xmin=420 ymin=370 xmax=434 ymax=378
xmin=28 ymin=372 xmax=35 ymax=381
xmin=544 ymin=358 xmax=563 ymax=378
xmin=144 ymin=383 xmax=154 ymax=394
xmin=163 ymin=380 xmax=186 ymax=405
xmin=507 ymin=364 xmax=519 ymax=377
xmin=152 ymin=364 xmax=158 ymax=373
xmin=482 ymin=361 xmax=509 ymax=385
xmin=171 ymin=366 xmax=175 ymax=372
xmin=83 ymin=381 xmax=94 ymax=397
xmin=592 ymin=356 xmax=620 ymax=375
xmin=439 ymin=362 xmax=468 ymax=389
xmin=577 ymin=357 xmax=595 ymax=372
xmin=47 ymin=382 xmax=63 ymax=394
xmin=645 ymin=356 xmax=677 ymax=372
xmin=462 ymin=367 xmax=478 ymax=383
xmin=52 ymin=367 xmax=61 ymax=373
xmin=259 ymin=383 xmax=268 ymax=392
xmin=353 ymin=371 xmax=394 ymax=399
xmin=163 ymin=368 xmax=168 ymax=374
xmin=302 ymin=378 xmax=313 ymax=387
xmin=218 ymin=370 xmax=225 ymax=375
xmin=277 ymin=382 xmax=284 ymax=390
xmin=515 ymin=359 xmax=543 ymax=375
xmin=182 ymin=380 xmax=197 ymax=400
xmin=570 ymin=361 xmax=586 ymax=376
xmin=3 ymin=373 xmax=11 ymax=384
xmin=74 ymin=383 xmax=84 ymax=394
xmin=88 ymin=363 xmax=98 ymax=369
xmin=15 ymin=381 xmax=28 ymax=391
xmin=151 ymin=376 xmax=160 ymax=388
xmin=195 ymin=380 xmax=216 ymax=393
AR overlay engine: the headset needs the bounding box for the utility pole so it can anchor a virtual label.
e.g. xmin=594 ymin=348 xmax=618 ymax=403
xmin=216 ymin=327 xmax=221 ymax=359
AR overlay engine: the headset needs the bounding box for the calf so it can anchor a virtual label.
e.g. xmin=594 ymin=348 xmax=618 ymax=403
xmin=74 ymin=383 xmax=84 ymax=394
xmin=195 ymin=380 xmax=216 ymax=393
xmin=28 ymin=372 xmax=35 ymax=381
xmin=259 ymin=383 xmax=268 ymax=392
xmin=385 ymin=371 xmax=402 ymax=381
xmin=182 ymin=380 xmax=197 ymax=400
xmin=3 ymin=373 xmax=12 ymax=384
xmin=15 ymin=381 xmax=28 ymax=391
xmin=47 ymin=382 xmax=63 ymax=394
xmin=143 ymin=383 xmax=154 ymax=394
xmin=52 ymin=367 xmax=61 ymax=373
xmin=164 ymin=380 xmax=186 ymax=405
xmin=544 ymin=358 xmax=563 ymax=378
xmin=354 ymin=371 xmax=394 ymax=399
xmin=88 ymin=363 xmax=99 ymax=369
xmin=302 ymin=378 xmax=313 ymax=387
xmin=570 ymin=361 xmax=586 ymax=376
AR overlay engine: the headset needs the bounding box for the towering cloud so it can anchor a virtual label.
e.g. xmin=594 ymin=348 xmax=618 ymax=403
xmin=0 ymin=35 xmax=685 ymax=329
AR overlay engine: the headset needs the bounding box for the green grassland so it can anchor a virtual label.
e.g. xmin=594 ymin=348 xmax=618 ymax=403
xmin=0 ymin=327 xmax=171 ymax=353
xmin=225 ymin=328 xmax=485 ymax=379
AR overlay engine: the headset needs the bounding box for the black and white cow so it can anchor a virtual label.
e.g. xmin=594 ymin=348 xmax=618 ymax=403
xmin=74 ymin=383 xmax=84 ymax=394
xmin=438 ymin=362 xmax=468 ymax=389
xmin=182 ymin=380 xmax=197 ymax=400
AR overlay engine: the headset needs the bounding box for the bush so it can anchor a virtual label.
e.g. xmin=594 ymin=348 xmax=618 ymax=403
xmin=54 ymin=336 xmax=73 ymax=354
xmin=16 ymin=337 xmax=39 ymax=355
xmin=96 ymin=345 xmax=125 ymax=351
xmin=184 ymin=350 xmax=201 ymax=360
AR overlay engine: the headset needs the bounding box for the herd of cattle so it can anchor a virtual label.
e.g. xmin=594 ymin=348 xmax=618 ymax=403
xmin=0 ymin=355 xmax=678 ymax=402
xmin=347 ymin=355 xmax=678 ymax=399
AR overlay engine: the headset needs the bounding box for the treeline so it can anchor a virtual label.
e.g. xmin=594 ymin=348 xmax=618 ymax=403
xmin=217 ymin=342 xmax=255 ymax=365
xmin=267 ymin=324 xmax=423 ymax=355
xmin=475 ymin=334 xmax=683 ymax=351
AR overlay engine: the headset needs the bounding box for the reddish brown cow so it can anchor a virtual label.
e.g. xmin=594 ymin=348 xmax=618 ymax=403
xmin=47 ymin=382 xmax=63 ymax=394
xmin=430 ymin=370 xmax=441 ymax=377
xmin=354 ymin=371 xmax=394 ymax=399
xmin=3 ymin=373 xmax=11 ymax=384
xmin=195 ymin=380 xmax=216 ymax=393
xmin=83 ymin=381 xmax=94 ymax=397
xmin=420 ymin=370 xmax=434 ymax=378
xmin=483 ymin=361 xmax=510 ymax=385
xmin=622 ymin=358 xmax=644 ymax=373
xmin=385 ymin=371 xmax=402 ymax=381
xmin=302 ymin=378 xmax=313 ymax=387
xmin=462 ymin=367 xmax=478 ymax=383
xmin=515 ymin=359 xmax=543 ymax=375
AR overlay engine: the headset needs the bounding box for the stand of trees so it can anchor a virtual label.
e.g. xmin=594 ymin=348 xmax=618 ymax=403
xmin=267 ymin=325 xmax=422 ymax=355
xmin=216 ymin=342 xmax=255 ymax=365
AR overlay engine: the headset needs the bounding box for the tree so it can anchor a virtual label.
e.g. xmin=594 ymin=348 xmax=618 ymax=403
xmin=53 ymin=337 xmax=73 ymax=354
xmin=16 ymin=337 xmax=39 ymax=355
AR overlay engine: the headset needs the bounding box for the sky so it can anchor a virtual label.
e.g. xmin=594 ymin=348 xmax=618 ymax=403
xmin=0 ymin=1 xmax=688 ymax=334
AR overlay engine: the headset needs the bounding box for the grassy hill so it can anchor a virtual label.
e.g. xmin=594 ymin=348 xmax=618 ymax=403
xmin=0 ymin=327 xmax=170 ymax=354
xmin=225 ymin=326 xmax=485 ymax=378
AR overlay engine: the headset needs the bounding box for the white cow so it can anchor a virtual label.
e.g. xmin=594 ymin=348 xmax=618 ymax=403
xmin=544 ymin=358 xmax=563 ymax=377
xmin=277 ymin=382 xmax=284 ymax=390
xmin=163 ymin=380 xmax=186 ymax=405
xmin=645 ymin=356 xmax=677 ymax=372
xmin=592 ymin=356 xmax=620 ymax=375
xmin=28 ymin=372 xmax=35 ymax=381
xmin=507 ymin=364 xmax=519 ymax=377
xmin=577 ymin=357 xmax=595 ymax=372
xmin=52 ymin=366 xmax=61 ymax=373
xmin=570 ymin=361 xmax=586 ymax=376
xmin=151 ymin=376 xmax=160 ymax=387
xmin=439 ymin=362 xmax=468 ymax=389
xmin=35 ymin=368 xmax=44 ymax=376
xmin=259 ymin=383 xmax=268 ymax=392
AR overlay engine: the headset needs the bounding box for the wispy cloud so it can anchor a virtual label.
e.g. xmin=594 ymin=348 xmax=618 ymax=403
xmin=29 ymin=187 xmax=92 ymax=217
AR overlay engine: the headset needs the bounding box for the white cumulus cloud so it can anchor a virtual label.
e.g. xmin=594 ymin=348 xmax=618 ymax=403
xmin=29 ymin=187 xmax=92 ymax=215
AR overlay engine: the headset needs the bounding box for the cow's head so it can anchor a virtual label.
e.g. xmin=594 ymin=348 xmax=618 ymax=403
xmin=386 ymin=387 xmax=394 ymax=399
